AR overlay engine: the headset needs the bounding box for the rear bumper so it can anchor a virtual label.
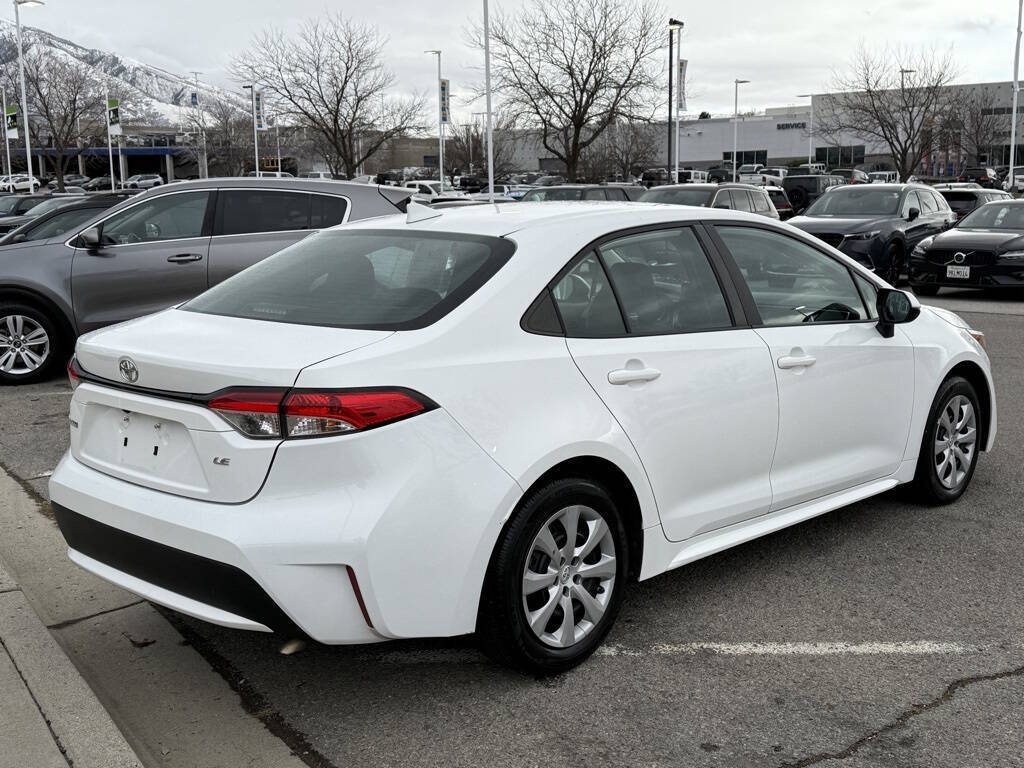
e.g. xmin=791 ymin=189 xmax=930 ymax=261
xmin=49 ymin=408 xmax=522 ymax=644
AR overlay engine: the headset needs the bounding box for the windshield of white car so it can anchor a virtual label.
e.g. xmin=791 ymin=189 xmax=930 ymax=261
xmin=183 ymin=229 xmax=516 ymax=330
xmin=804 ymin=187 xmax=901 ymax=216
xmin=958 ymin=203 xmax=1024 ymax=230
xmin=639 ymin=188 xmax=711 ymax=206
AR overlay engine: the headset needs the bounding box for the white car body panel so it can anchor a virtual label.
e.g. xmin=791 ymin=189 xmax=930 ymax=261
xmin=49 ymin=203 xmax=997 ymax=647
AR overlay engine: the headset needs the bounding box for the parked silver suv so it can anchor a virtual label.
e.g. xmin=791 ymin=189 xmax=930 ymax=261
xmin=0 ymin=178 xmax=412 ymax=383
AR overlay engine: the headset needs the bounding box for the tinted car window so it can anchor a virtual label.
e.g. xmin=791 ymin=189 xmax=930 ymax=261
xmin=806 ymin=187 xmax=901 ymax=215
xmin=0 ymin=196 xmax=22 ymax=215
xmin=521 ymin=188 xmax=583 ymax=202
xmin=218 ymin=190 xmax=309 ymax=235
xmin=101 ymin=191 xmax=210 ymax=244
xmin=918 ymin=191 xmax=937 ymax=213
xmin=716 ymin=226 xmax=868 ymax=326
xmin=184 ymin=230 xmax=513 ymax=330
xmin=15 ymin=198 xmax=46 ymax=215
xmin=931 ymin=191 xmax=951 ymax=211
xmin=552 ymin=251 xmax=625 ymax=337
xmin=604 ymin=187 xmax=629 ymax=201
xmin=597 ymin=228 xmax=731 ymax=334
xmin=942 ymin=191 xmax=980 ymax=214
xmin=583 ymin=189 xmax=607 ymax=201
xmin=21 ymin=208 xmax=102 ymax=241
xmin=310 ymin=194 xmax=348 ymax=229
xmin=901 ymin=191 xmax=921 ymax=217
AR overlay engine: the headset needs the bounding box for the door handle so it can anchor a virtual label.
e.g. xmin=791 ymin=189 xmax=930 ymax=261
xmin=608 ymin=367 xmax=661 ymax=385
xmin=167 ymin=253 xmax=203 ymax=263
xmin=777 ymin=354 xmax=816 ymax=369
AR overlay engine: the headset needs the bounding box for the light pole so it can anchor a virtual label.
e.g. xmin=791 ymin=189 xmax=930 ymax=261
xmin=669 ymin=18 xmax=684 ymax=181
xmin=1 ymin=90 xmax=11 ymax=178
xmin=1009 ymin=0 xmax=1022 ymax=195
xmin=14 ymin=0 xmax=42 ymax=187
xmin=797 ymin=93 xmax=814 ymax=167
xmin=190 ymin=71 xmax=208 ymax=178
xmin=242 ymin=84 xmax=259 ymax=176
xmin=482 ymin=0 xmax=495 ymax=201
xmin=667 ymin=18 xmax=683 ymax=176
xmin=733 ymin=79 xmax=749 ymax=182
xmin=425 ymin=50 xmax=444 ymax=190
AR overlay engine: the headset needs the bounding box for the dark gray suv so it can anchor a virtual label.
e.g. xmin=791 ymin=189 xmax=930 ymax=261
xmin=0 ymin=178 xmax=411 ymax=383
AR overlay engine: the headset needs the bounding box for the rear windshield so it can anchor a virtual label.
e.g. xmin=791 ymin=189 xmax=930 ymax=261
xmin=521 ymin=188 xmax=583 ymax=201
xmin=941 ymin=192 xmax=981 ymax=212
xmin=183 ymin=229 xmax=515 ymax=330
xmin=639 ymin=188 xmax=712 ymax=206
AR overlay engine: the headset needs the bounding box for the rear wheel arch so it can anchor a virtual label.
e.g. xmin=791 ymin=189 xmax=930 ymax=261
xmin=500 ymin=456 xmax=645 ymax=582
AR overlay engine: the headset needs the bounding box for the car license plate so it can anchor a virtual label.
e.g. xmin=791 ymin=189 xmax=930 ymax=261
xmin=946 ymin=265 xmax=970 ymax=279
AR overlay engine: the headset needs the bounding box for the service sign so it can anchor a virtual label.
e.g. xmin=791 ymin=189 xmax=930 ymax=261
xmin=107 ymin=98 xmax=122 ymax=136
xmin=5 ymin=105 xmax=17 ymax=139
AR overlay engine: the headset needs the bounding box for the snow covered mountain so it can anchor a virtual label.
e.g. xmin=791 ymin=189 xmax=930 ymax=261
xmin=0 ymin=19 xmax=247 ymax=123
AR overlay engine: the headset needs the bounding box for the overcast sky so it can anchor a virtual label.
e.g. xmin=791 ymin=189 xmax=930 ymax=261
xmin=22 ymin=0 xmax=1020 ymax=119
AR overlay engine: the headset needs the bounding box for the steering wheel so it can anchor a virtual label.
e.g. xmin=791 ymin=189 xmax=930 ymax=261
xmin=801 ymin=302 xmax=859 ymax=323
xmin=120 ymin=232 xmax=142 ymax=244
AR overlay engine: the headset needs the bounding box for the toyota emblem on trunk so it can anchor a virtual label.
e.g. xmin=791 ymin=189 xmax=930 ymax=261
xmin=118 ymin=357 xmax=139 ymax=383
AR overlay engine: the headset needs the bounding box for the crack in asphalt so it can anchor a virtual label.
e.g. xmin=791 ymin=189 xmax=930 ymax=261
xmin=779 ymin=661 xmax=1024 ymax=767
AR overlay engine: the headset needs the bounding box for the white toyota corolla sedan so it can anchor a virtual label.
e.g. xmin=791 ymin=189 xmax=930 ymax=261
xmin=51 ymin=201 xmax=995 ymax=674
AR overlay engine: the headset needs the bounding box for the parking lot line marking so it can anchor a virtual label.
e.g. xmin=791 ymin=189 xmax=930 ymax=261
xmin=599 ymin=641 xmax=979 ymax=657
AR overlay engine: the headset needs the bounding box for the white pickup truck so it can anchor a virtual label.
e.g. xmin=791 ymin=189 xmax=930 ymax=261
xmin=740 ymin=164 xmax=786 ymax=186
xmin=738 ymin=164 xmax=767 ymax=184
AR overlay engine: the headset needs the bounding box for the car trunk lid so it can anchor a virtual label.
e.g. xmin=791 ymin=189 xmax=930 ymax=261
xmin=71 ymin=309 xmax=393 ymax=502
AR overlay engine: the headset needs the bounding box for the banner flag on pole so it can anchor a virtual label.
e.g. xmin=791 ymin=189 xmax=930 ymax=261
xmin=190 ymin=91 xmax=199 ymax=107
xmin=439 ymin=78 xmax=450 ymax=124
xmin=677 ymin=60 xmax=688 ymax=111
xmin=5 ymin=105 xmax=17 ymax=139
xmin=254 ymin=91 xmax=268 ymax=130
xmin=107 ymin=98 xmax=122 ymax=136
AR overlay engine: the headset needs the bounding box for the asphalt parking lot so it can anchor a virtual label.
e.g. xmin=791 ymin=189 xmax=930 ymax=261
xmin=1 ymin=288 xmax=1022 ymax=768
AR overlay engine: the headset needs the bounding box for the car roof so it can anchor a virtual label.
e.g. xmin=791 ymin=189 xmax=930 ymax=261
xmin=341 ymin=200 xmax=774 ymax=239
xmin=131 ymin=177 xmax=390 ymax=196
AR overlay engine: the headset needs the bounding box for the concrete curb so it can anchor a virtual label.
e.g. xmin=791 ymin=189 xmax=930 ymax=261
xmin=0 ymin=557 xmax=143 ymax=768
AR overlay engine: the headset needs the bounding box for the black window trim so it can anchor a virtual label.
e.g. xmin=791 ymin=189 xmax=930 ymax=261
xmin=706 ymin=220 xmax=880 ymax=329
xmin=524 ymin=221 xmax=747 ymax=340
xmin=211 ymin=188 xmax=351 ymax=239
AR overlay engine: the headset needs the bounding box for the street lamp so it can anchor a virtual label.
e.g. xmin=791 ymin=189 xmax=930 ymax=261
xmin=733 ymin=79 xmax=750 ymax=182
xmin=14 ymin=0 xmax=43 ymax=187
xmin=797 ymin=93 xmax=814 ymax=168
xmin=1009 ymin=0 xmax=1022 ymax=193
xmin=242 ymin=84 xmax=259 ymax=176
xmin=667 ymin=18 xmax=684 ymax=177
xmin=425 ymin=50 xmax=445 ymax=191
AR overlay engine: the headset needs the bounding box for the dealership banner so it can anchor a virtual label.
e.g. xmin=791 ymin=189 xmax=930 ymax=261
xmin=254 ymin=90 xmax=268 ymax=130
xmin=440 ymin=78 xmax=450 ymax=124
xmin=107 ymin=98 xmax=122 ymax=136
xmin=677 ymin=60 xmax=688 ymax=111
xmin=5 ymin=104 xmax=16 ymax=139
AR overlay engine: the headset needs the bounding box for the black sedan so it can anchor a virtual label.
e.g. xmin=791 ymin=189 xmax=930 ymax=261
xmin=788 ymin=184 xmax=955 ymax=284
xmin=909 ymin=200 xmax=1024 ymax=295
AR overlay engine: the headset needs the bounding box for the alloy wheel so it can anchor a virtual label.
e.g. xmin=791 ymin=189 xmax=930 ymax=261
xmin=933 ymin=394 xmax=977 ymax=490
xmin=521 ymin=504 xmax=617 ymax=648
xmin=0 ymin=314 xmax=50 ymax=376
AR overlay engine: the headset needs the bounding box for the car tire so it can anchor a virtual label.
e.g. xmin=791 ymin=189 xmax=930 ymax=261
xmin=881 ymin=242 xmax=903 ymax=285
xmin=912 ymin=284 xmax=940 ymax=296
xmin=0 ymin=302 xmax=65 ymax=385
xmin=477 ymin=477 xmax=629 ymax=675
xmin=911 ymin=376 xmax=982 ymax=505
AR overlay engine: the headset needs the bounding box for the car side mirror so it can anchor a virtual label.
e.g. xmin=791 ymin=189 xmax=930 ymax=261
xmin=79 ymin=226 xmax=101 ymax=250
xmin=906 ymin=207 xmax=920 ymax=222
xmin=876 ymin=288 xmax=920 ymax=338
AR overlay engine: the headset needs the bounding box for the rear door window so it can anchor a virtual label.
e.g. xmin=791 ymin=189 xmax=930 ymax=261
xmin=184 ymin=230 xmax=514 ymax=330
xmin=751 ymin=191 xmax=771 ymax=213
xmin=216 ymin=190 xmax=310 ymax=236
xmin=730 ymin=190 xmax=753 ymax=212
xmin=551 ymin=252 xmax=625 ymax=337
xmin=583 ymin=189 xmax=607 ymax=201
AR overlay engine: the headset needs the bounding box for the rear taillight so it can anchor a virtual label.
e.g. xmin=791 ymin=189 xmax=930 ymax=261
xmin=208 ymin=389 xmax=285 ymax=438
xmin=67 ymin=356 xmax=81 ymax=391
xmin=206 ymin=388 xmax=432 ymax=439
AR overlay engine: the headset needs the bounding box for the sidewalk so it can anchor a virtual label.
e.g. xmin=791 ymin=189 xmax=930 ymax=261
xmin=0 ymin=557 xmax=142 ymax=768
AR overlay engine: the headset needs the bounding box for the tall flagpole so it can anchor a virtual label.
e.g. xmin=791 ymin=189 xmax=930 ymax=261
xmin=1009 ymin=0 xmax=1022 ymax=194
xmin=14 ymin=0 xmax=34 ymax=186
xmin=483 ymin=0 xmax=495 ymax=203
xmin=1 ymin=91 xmax=10 ymax=178
xmin=104 ymin=87 xmax=115 ymax=192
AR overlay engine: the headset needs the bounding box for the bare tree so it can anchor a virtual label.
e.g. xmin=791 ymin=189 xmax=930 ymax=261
xmin=606 ymin=118 xmax=660 ymax=181
xmin=474 ymin=0 xmax=664 ymax=182
xmin=817 ymin=46 xmax=957 ymax=181
xmin=194 ymin=97 xmax=253 ymax=177
xmin=952 ymin=87 xmax=1005 ymax=167
xmin=231 ymin=13 xmax=426 ymax=178
xmin=444 ymin=117 xmax=519 ymax=183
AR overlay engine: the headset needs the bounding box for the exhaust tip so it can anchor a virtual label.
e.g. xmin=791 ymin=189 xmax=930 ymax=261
xmin=279 ymin=638 xmax=307 ymax=656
